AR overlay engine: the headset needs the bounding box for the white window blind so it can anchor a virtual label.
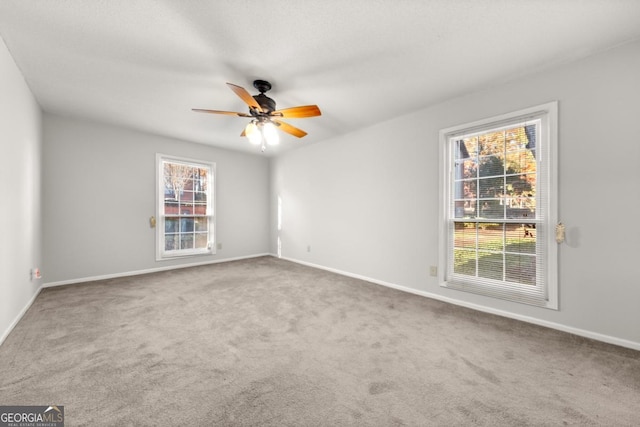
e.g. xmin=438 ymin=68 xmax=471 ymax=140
xmin=440 ymin=103 xmax=558 ymax=309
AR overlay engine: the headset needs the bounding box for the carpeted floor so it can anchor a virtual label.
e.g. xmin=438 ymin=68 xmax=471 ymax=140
xmin=1 ymin=256 xmax=639 ymax=426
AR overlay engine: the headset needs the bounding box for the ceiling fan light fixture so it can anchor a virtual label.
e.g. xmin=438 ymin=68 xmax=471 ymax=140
xmin=263 ymin=122 xmax=279 ymax=145
xmin=245 ymin=122 xmax=262 ymax=145
xmin=193 ymin=80 xmax=321 ymax=151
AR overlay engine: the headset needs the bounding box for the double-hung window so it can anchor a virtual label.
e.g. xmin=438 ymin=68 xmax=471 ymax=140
xmin=440 ymin=102 xmax=558 ymax=308
xmin=157 ymin=154 xmax=215 ymax=259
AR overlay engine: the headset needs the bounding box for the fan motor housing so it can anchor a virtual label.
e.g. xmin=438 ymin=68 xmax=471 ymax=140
xmin=253 ymin=93 xmax=276 ymax=113
xmin=252 ymin=80 xmax=276 ymax=113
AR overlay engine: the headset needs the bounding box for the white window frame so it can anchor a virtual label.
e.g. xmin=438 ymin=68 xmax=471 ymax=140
xmin=156 ymin=154 xmax=216 ymax=260
xmin=438 ymin=102 xmax=558 ymax=309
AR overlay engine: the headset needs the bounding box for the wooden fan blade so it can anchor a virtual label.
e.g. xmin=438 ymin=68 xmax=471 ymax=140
xmin=192 ymin=108 xmax=251 ymax=117
xmin=272 ymin=119 xmax=308 ymax=138
xmin=272 ymin=105 xmax=321 ymax=119
xmin=226 ymin=83 xmax=263 ymax=112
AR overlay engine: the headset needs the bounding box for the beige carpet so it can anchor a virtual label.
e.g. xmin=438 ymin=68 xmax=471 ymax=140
xmin=1 ymin=256 xmax=639 ymax=426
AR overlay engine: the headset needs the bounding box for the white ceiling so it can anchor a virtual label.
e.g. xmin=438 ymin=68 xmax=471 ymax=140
xmin=1 ymin=1 xmax=640 ymax=156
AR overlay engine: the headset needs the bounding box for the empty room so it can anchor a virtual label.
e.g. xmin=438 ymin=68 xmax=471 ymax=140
xmin=1 ymin=1 xmax=639 ymax=426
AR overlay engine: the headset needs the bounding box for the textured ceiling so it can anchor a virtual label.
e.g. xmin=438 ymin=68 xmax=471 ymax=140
xmin=1 ymin=0 xmax=640 ymax=156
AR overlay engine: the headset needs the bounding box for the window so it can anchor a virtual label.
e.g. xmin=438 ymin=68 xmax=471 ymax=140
xmin=439 ymin=102 xmax=558 ymax=309
xmin=157 ymin=154 xmax=215 ymax=259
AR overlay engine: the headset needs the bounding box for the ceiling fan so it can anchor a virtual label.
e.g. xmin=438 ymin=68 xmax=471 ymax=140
xmin=193 ymin=80 xmax=321 ymax=151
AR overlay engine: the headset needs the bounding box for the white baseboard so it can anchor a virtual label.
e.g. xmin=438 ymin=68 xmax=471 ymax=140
xmin=281 ymin=256 xmax=640 ymax=352
xmin=0 ymin=286 xmax=43 ymax=347
xmin=43 ymin=253 xmax=271 ymax=288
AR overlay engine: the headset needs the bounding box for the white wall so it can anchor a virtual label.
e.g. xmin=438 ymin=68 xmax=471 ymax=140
xmin=0 ymin=36 xmax=42 ymax=342
xmin=43 ymin=114 xmax=270 ymax=284
xmin=271 ymin=40 xmax=640 ymax=349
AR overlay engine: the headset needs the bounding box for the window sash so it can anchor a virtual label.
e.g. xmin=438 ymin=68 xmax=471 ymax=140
xmin=447 ymin=220 xmax=548 ymax=305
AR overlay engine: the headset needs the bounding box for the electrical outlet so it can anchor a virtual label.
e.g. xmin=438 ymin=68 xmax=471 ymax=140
xmin=307 ymin=245 xmax=311 ymax=252
xmin=217 ymin=243 xmax=222 ymax=250
xmin=429 ymin=266 xmax=438 ymax=277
